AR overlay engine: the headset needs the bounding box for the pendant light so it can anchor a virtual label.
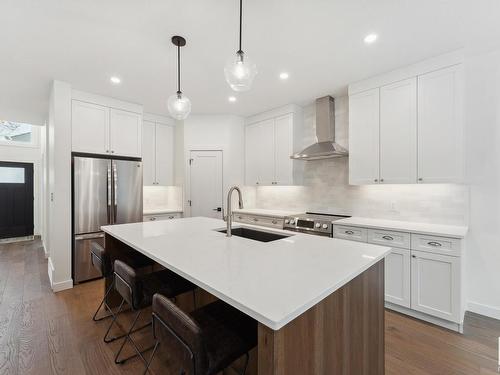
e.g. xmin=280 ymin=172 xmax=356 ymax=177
xmin=224 ymin=0 xmax=257 ymax=92
xmin=167 ymin=36 xmax=191 ymax=120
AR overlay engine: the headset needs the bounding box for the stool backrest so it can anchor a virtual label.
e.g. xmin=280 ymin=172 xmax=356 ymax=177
xmin=90 ymin=242 xmax=111 ymax=276
xmin=152 ymin=293 xmax=208 ymax=374
xmin=114 ymin=260 xmax=143 ymax=310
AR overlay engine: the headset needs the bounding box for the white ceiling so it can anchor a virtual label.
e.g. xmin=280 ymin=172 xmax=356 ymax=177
xmin=1 ymin=0 xmax=499 ymax=125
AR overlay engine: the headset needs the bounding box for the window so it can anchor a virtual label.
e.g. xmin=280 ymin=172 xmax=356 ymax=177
xmin=0 ymin=166 xmax=25 ymax=183
xmin=0 ymin=121 xmax=33 ymax=144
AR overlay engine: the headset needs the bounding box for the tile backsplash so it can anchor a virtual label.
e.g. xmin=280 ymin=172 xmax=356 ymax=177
xmin=143 ymin=185 xmax=183 ymax=211
xmin=247 ymin=98 xmax=469 ymax=226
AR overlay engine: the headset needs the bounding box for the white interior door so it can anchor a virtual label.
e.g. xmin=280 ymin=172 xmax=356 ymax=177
xmin=189 ymin=150 xmax=223 ymax=219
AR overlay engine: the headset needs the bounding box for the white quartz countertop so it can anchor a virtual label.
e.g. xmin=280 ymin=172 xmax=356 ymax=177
xmin=232 ymin=208 xmax=300 ymax=218
xmin=143 ymin=208 xmax=183 ymax=215
xmin=334 ymin=217 xmax=468 ymax=238
xmin=102 ymin=217 xmax=390 ymax=330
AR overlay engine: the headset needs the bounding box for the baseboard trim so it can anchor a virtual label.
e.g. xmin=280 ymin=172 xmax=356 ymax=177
xmin=467 ymin=301 xmax=500 ymax=320
xmin=51 ymin=279 xmax=73 ymax=293
xmin=47 ymin=258 xmax=73 ymax=292
xmin=385 ymin=302 xmax=463 ymax=333
xmin=42 ymin=242 xmax=49 ymax=258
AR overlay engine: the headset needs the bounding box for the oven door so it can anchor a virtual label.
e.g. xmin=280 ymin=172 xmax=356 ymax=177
xmin=284 ymin=227 xmax=332 ymax=237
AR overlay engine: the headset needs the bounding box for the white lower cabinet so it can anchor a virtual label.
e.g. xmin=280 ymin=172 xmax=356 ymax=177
xmin=385 ymin=248 xmax=411 ymax=308
xmin=333 ymin=223 xmax=464 ymax=330
xmin=410 ymin=250 xmax=461 ymax=322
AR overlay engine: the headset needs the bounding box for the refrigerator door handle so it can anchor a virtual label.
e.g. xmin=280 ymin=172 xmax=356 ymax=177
xmin=75 ymin=233 xmax=105 ymax=241
xmin=113 ymin=161 xmax=118 ymax=223
xmin=107 ymin=163 xmax=112 ymax=224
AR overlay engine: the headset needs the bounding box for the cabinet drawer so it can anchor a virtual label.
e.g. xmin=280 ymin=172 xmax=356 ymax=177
xmin=143 ymin=213 xmax=182 ymax=222
xmin=411 ymin=234 xmax=461 ymax=256
xmin=332 ymin=225 xmax=368 ymax=242
xmin=368 ymin=229 xmax=410 ymax=249
xmin=234 ymin=214 xmax=283 ymax=229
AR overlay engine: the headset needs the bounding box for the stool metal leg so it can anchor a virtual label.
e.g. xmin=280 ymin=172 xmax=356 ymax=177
xmin=103 ymin=298 xmax=126 ymax=343
xmin=240 ymin=352 xmax=250 ymax=375
xmin=114 ymin=310 xmax=154 ymax=365
xmin=92 ymin=279 xmax=115 ymax=322
xmin=142 ymin=340 xmax=160 ymax=375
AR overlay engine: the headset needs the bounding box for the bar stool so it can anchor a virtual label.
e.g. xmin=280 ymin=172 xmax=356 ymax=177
xmin=110 ymin=259 xmax=197 ymax=366
xmin=144 ymin=293 xmax=257 ymax=375
xmin=90 ymin=242 xmax=156 ymax=343
xmin=90 ymin=242 xmax=115 ymax=322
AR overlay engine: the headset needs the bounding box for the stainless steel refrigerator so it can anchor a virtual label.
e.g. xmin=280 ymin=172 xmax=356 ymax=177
xmin=72 ymin=156 xmax=142 ymax=283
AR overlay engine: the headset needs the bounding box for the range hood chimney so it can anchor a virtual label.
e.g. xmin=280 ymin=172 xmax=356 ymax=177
xmin=291 ymin=96 xmax=348 ymax=160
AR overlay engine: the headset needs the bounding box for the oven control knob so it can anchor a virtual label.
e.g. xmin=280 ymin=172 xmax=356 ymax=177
xmin=315 ymin=223 xmax=321 ymax=228
xmin=290 ymin=219 xmax=295 ymax=225
xmin=285 ymin=219 xmax=290 ymax=224
xmin=322 ymin=224 xmax=328 ymax=229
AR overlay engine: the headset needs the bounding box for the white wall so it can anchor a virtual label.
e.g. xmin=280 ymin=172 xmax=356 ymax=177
xmin=464 ymin=48 xmax=500 ymax=319
xmin=0 ymin=126 xmax=43 ymax=235
xmin=181 ymin=115 xmax=255 ymax=213
xmin=47 ymin=80 xmax=73 ymax=292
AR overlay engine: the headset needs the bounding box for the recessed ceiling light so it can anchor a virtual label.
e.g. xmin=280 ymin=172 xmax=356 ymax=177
xmin=364 ymin=33 xmax=378 ymax=44
xmin=110 ymin=76 xmax=122 ymax=85
xmin=279 ymin=72 xmax=289 ymax=80
xmin=228 ymin=96 xmax=237 ymax=103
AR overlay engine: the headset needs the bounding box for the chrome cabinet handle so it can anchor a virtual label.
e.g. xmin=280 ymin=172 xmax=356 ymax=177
xmin=272 ymin=220 xmax=278 ymax=224
xmin=382 ymin=235 xmax=394 ymax=241
xmin=380 ymin=178 xmax=384 ymax=182
xmin=412 ymin=255 xmax=416 ymax=258
xmin=253 ymin=218 xmax=259 ymax=222
xmin=418 ymin=178 xmax=423 ymax=181
xmin=168 ymin=216 xmax=174 ymax=219
xmin=428 ymin=241 xmax=442 ymax=247
xmin=150 ymin=217 xmax=156 ymax=221
xmin=345 ymin=230 xmax=354 ymax=235
xmin=374 ymin=179 xmax=378 ymax=182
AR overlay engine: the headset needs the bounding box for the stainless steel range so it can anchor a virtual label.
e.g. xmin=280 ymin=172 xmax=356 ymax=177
xmin=283 ymin=212 xmax=351 ymax=237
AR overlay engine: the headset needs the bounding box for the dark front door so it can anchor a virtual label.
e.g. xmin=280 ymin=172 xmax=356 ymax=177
xmin=0 ymin=161 xmax=34 ymax=239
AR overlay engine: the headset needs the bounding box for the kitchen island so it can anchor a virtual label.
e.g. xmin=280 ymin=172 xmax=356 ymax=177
xmin=102 ymin=217 xmax=391 ymax=375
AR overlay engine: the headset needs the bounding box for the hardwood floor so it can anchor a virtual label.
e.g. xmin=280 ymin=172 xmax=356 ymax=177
xmin=0 ymin=239 xmax=499 ymax=375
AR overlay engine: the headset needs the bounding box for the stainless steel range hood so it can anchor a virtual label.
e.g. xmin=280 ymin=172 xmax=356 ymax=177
xmin=291 ymin=96 xmax=348 ymax=160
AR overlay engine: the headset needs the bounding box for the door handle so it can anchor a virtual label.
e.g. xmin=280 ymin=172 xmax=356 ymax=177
xmin=212 ymin=207 xmax=222 ymax=212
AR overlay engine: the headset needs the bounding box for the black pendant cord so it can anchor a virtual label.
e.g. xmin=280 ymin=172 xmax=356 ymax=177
xmin=238 ymin=0 xmax=243 ymax=54
xmin=177 ymin=43 xmax=181 ymax=95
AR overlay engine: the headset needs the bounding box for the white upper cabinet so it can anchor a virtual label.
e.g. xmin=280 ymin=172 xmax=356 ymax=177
xmin=379 ymin=78 xmax=417 ymax=184
xmin=155 ymin=123 xmax=174 ymax=186
xmin=274 ymin=114 xmax=294 ymax=185
xmin=245 ymin=119 xmax=275 ymax=185
xmin=109 ymin=109 xmax=142 ymax=157
xmin=142 ymin=120 xmax=156 ymax=185
xmin=417 ymin=65 xmax=463 ymax=183
xmin=349 ymin=88 xmax=380 ymax=185
xmin=142 ymin=118 xmax=174 ymax=186
xmin=348 ymin=53 xmax=464 ymax=185
xmin=71 ymin=98 xmax=142 ymax=158
xmin=72 ymin=101 xmax=110 ymax=155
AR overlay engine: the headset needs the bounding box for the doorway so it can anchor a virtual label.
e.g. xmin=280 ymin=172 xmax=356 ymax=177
xmin=0 ymin=161 xmax=34 ymax=239
xmin=189 ymin=150 xmax=223 ymax=219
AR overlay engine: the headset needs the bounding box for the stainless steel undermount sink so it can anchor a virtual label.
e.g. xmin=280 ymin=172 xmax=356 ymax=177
xmin=216 ymin=227 xmax=291 ymax=242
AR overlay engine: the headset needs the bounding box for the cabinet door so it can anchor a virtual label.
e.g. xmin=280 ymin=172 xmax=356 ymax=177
xmin=142 ymin=120 xmax=156 ymax=185
xmin=418 ymin=65 xmax=463 ymax=183
xmin=155 ymin=123 xmax=174 ymax=186
xmin=411 ymin=250 xmax=461 ymax=322
xmin=349 ymin=88 xmax=380 ymax=185
xmin=109 ymin=109 xmax=142 ymax=157
xmin=245 ymin=120 xmax=275 ymax=185
xmin=385 ymin=248 xmax=411 ymax=308
xmin=274 ymin=114 xmax=293 ymax=185
xmin=71 ymin=100 xmax=110 ymax=154
xmin=379 ymin=78 xmax=417 ymax=184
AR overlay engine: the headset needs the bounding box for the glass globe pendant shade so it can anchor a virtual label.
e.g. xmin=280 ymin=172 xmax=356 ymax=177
xmin=167 ymin=92 xmax=191 ymax=120
xmin=224 ymin=51 xmax=257 ymax=92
